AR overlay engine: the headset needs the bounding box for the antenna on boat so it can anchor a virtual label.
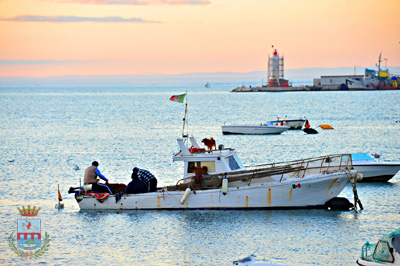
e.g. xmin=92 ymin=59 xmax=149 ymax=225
xmin=182 ymin=91 xmax=188 ymax=137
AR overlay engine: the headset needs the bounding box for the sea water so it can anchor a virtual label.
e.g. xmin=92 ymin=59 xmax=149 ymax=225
xmin=0 ymin=85 xmax=399 ymax=265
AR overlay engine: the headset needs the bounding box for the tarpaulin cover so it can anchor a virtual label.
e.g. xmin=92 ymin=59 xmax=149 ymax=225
xmin=351 ymin=153 xmax=374 ymax=161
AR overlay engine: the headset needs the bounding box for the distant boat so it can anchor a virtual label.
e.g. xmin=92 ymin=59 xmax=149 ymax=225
xmin=346 ymin=53 xmax=399 ymax=90
xmin=266 ymin=117 xmax=306 ymax=129
xmin=351 ymin=153 xmax=400 ymax=182
xmin=205 ymin=83 xmax=211 ymax=88
xmin=222 ymin=123 xmax=289 ymax=135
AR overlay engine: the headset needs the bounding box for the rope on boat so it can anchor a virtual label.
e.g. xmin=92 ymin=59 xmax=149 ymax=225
xmin=347 ymin=169 xmax=363 ymax=210
xmin=248 ymin=169 xmax=256 ymax=186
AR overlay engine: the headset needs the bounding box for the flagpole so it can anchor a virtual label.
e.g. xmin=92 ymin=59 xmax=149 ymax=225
xmin=182 ymin=91 xmax=188 ymax=137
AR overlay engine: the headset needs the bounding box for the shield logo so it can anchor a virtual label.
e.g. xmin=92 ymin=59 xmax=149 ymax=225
xmin=8 ymin=205 xmax=50 ymax=260
xmin=17 ymin=218 xmax=41 ymax=250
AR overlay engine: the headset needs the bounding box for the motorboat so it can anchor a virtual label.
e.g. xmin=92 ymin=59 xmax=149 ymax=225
xmin=351 ymin=153 xmax=400 ymax=182
xmin=70 ymin=136 xmax=359 ymax=211
xmin=356 ymin=228 xmax=400 ymax=266
xmin=309 ymin=153 xmax=399 ymax=182
xmin=221 ymin=123 xmax=289 ymax=135
xmin=265 ymin=117 xmax=306 ymax=129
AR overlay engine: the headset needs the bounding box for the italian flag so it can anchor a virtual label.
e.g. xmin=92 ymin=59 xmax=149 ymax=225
xmin=169 ymin=93 xmax=186 ymax=103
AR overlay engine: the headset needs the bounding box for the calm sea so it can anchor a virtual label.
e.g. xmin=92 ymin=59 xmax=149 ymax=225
xmin=0 ymin=85 xmax=399 ymax=265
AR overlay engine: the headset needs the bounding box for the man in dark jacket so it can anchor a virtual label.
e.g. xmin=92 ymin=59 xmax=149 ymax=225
xmin=125 ymin=172 xmax=148 ymax=194
xmin=132 ymin=167 xmax=158 ymax=192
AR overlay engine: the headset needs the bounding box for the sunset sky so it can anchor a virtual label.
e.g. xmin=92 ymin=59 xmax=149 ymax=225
xmin=0 ymin=0 xmax=399 ymax=77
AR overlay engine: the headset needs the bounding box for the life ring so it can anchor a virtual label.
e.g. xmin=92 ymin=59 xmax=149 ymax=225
xmin=378 ymin=80 xmax=385 ymax=87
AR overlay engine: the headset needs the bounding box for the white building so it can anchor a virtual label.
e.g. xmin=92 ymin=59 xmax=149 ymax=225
xmin=320 ymin=75 xmax=363 ymax=87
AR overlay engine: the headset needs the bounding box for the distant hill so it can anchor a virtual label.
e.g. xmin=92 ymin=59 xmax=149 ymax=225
xmin=1 ymin=66 xmax=399 ymax=87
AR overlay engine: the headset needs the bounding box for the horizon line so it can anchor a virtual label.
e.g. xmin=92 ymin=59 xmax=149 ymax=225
xmin=1 ymin=65 xmax=400 ymax=79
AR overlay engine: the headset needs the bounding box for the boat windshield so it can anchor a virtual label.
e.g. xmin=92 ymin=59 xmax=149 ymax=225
xmin=226 ymin=155 xmax=244 ymax=170
xmin=351 ymin=153 xmax=374 ymax=161
xmin=187 ymin=161 xmax=216 ymax=173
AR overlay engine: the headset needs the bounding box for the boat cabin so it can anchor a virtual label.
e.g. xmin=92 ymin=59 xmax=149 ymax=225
xmin=173 ymin=137 xmax=245 ymax=182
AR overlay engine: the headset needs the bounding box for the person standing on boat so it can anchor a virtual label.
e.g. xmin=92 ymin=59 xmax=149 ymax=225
xmin=125 ymin=172 xmax=148 ymax=194
xmin=132 ymin=167 xmax=158 ymax=192
xmin=84 ymin=161 xmax=112 ymax=194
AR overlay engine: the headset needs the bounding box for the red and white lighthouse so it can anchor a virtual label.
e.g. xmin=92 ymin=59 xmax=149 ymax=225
xmin=267 ymin=47 xmax=289 ymax=87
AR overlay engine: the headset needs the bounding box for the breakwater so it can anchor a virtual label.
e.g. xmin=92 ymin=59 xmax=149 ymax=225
xmin=232 ymin=85 xmax=341 ymax=92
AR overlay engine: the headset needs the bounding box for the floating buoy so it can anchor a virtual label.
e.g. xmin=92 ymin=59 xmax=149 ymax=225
xmin=55 ymin=203 xmax=64 ymax=209
xmin=221 ymin=175 xmax=228 ymax=195
xmin=303 ymin=128 xmax=318 ymax=134
xmin=325 ymin=197 xmax=354 ymax=210
xmin=319 ymin=124 xmax=334 ymax=130
xmin=55 ymin=184 xmax=64 ymax=209
xmin=180 ymin=188 xmax=191 ymax=204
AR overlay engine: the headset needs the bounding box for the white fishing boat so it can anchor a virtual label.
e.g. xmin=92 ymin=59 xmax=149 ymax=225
xmin=351 ymin=153 xmax=400 ymax=182
xmin=265 ymin=117 xmax=306 ymax=129
xmin=356 ymin=228 xmax=400 ymax=266
xmin=70 ymin=136 xmax=359 ymax=211
xmin=221 ymin=123 xmax=289 ymax=135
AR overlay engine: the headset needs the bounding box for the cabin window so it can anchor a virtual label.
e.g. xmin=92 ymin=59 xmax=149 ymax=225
xmin=226 ymin=155 xmax=241 ymax=170
xmin=187 ymin=161 xmax=215 ymax=174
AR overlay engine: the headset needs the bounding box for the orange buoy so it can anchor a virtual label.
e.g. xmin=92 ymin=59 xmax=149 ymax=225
xmin=319 ymin=124 xmax=334 ymax=130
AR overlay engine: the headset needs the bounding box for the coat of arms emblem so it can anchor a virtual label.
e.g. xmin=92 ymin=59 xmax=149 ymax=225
xmin=8 ymin=205 xmax=50 ymax=260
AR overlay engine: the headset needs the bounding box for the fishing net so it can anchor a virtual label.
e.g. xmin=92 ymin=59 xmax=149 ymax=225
xmin=361 ymin=228 xmax=400 ymax=263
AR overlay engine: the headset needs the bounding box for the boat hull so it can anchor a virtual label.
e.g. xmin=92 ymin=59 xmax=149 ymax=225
xmin=353 ymin=163 xmax=400 ymax=182
xmin=266 ymin=119 xmax=306 ymax=129
xmin=357 ymin=251 xmax=400 ymax=265
xmin=76 ymin=173 xmax=349 ymax=210
xmin=222 ymin=125 xmax=289 ymax=135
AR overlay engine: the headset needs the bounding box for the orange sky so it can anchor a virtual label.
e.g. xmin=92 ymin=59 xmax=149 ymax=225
xmin=0 ymin=0 xmax=399 ymax=77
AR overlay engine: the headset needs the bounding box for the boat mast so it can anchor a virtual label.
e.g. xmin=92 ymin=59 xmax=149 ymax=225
xmin=377 ymin=53 xmax=382 ymax=73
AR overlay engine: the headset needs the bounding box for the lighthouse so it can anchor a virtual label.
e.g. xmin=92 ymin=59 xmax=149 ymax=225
xmin=267 ymin=47 xmax=289 ymax=87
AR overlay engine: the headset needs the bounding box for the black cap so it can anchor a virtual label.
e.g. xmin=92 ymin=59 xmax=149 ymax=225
xmin=92 ymin=161 xmax=99 ymax=166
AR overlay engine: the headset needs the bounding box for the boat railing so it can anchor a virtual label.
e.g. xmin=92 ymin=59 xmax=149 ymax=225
xmin=360 ymin=242 xmax=376 ymax=261
xmin=167 ymin=154 xmax=353 ymax=191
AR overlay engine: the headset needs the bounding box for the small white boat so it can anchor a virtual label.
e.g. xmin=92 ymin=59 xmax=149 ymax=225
xmin=231 ymin=253 xmax=294 ymax=265
xmin=222 ymin=123 xmax=289 ymax=135
xmin=266 ymin=117 xmax=306 ymax=129
xmin=351 ymin=153 xmax=400 ymax=182
xmin=356 ymin=228 xmax=400 ymax=266
xmin=70 ymin=136 xmax=358 ymax=211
